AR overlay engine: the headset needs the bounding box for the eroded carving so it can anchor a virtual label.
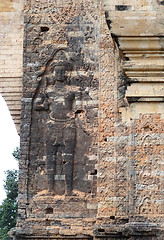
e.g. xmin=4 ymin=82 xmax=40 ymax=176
xmin=32 ymin=49 xmax=85 ymax=195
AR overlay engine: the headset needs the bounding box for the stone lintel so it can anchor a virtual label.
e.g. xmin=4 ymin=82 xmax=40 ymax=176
xmin=113 ymin=36 xmax=164 ymax=104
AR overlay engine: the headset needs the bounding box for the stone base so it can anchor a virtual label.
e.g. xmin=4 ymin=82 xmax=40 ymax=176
xmin=9 ymin=229 xmax=93 ymax=240
xmin=11 ymin=238 xmax=92 ymax=240
xmin=11 ymin=237 xmax=92 ymax=240
xmin=94 ymin=222 xmax=164 ymax=240
xmin=10 ymin=222 xmax=164 ymax=240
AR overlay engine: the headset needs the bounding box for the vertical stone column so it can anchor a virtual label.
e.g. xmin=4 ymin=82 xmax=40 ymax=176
xmin=15 ymin=0 xmax=101 ymax=239
xmin=94 ymin=0 xmax=164 ymax=239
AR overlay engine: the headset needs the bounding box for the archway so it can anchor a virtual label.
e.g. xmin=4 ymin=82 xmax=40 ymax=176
xmin=0 ymin=94 xmax=19 ymax=203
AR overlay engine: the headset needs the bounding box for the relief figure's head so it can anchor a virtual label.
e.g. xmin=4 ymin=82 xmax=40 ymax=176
xmin=48 ymin=50 xmax=72 ymax=84
xmin=49 ymin=61 xmax=72 ymax=83
xmin=53 ymin=62 xmax=68 ymax=82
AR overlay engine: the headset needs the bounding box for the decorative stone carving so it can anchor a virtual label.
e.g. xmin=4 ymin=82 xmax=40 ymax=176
xmin=33 ymin=49 xmax=84 ymax=195
xmin=47 ymin=0 xmax=80 ymax=25
xmin=10 ymin=0 xmax=164 ymax=239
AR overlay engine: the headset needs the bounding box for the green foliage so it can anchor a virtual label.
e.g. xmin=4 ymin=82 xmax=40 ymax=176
xmin=3 ymin=170 xmax=18 ymax=201
xmin=0 ymin=148 xmax=19 ymax=240
xmin=12 ymin=147 xmax=20 ymax=162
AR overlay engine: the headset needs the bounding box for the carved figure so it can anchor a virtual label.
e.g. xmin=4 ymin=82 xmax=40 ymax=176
xmin=34 ymin=50 xmax=83 ymax=195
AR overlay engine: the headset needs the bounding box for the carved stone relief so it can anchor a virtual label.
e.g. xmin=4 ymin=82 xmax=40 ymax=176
xmin=27 ymin=0 xmax=99 ymax=25
xmin=28 ymin=49 xmax=93 ymax=197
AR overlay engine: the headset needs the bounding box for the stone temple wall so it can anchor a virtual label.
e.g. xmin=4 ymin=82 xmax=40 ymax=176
xmin=0 ymin=0 xmax=23 ymax=134
xmin=8 ymin=0 xmax=164 ymax=240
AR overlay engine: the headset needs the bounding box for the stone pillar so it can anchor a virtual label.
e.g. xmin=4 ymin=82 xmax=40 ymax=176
xmin=94 ymin=0 xmax=164 ymax=239
xmin=13 ymin=0 xmax=100 ymax=239
xmin=10 ymin=0 xmax=164 ymax=240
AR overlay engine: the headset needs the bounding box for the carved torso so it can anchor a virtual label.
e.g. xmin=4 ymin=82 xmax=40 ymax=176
xmin=46 ymin=84 xmax=76 ymax=121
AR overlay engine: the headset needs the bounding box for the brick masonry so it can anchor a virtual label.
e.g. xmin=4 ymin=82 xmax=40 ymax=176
xmin=0 ymin=0 xmax=23 ymax=133
xmin=3 ymin=0 xmax=164 ymax=240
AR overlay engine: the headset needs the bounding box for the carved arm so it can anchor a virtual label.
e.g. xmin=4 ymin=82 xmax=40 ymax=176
xmin=34 ymin=92 xmax=49 ymax=111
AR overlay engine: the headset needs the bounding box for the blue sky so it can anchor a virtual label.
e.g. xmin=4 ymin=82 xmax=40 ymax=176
xmin=0 ymin=95 xmax=20 ymax=203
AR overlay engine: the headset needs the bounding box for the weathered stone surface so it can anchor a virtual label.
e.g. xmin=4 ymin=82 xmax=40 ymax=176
xmin=0 ymin=0 xmax=23 ymax=133
xmin=3 ymin=0 xmax=163 ymax=240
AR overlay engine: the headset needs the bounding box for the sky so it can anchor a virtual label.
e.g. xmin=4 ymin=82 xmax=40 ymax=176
xmin=0 ymin=95 xmax=20 ymax=203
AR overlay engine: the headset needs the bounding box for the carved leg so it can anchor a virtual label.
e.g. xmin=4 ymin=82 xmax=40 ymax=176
xmin=63 ymin=123 xmax=76 ymax=195
xmin=63 ymin=156 xmax=74 ymax=195
xmin=46 ymin=142 xmax=59 ymax=193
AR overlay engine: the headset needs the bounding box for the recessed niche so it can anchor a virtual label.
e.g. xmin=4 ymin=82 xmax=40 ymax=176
xmin=46 ymin=207 xmax=53 ymax=214
xmin=40 ymin=26 xmax=49 ymax=32
xmin=98 ymin=228 xmax=105 ymax=232
xmin=90 ymin=169 xmax=97 ymax=175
